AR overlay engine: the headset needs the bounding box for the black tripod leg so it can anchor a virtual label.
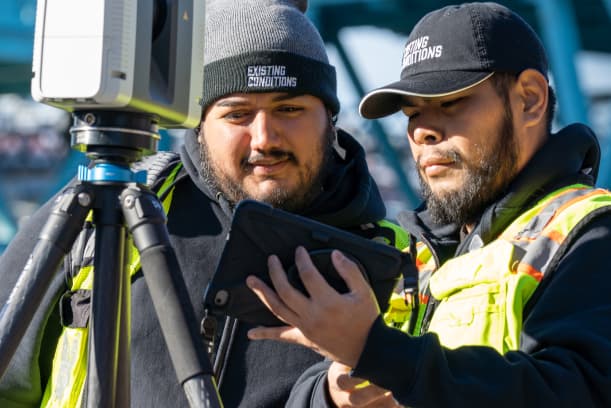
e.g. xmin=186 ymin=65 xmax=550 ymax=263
xmin=121 ymin=184 xmax=223 ymax=408
xmin=115 ymin=244 xmax=132 ymax=407
xmin=0 ymin=184 xmax=93 ymax=378
xmin=85 ymin=185 xmax=129 ymax=407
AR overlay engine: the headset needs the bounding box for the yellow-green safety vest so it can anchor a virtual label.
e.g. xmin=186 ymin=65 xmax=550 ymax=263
xmin=384 ymin=184 xmax=611 ymax=354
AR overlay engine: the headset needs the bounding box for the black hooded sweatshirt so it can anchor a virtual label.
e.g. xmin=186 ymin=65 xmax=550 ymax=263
xmin=0 ymin=129 xmax=393 ymax=408
xmin=288 ymin=123 xmax=611 ymax=407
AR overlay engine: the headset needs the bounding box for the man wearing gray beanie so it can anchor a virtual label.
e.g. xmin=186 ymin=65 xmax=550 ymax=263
xmin=201 ymin=0 xmax=340 ymax=117
xmin=0 ymin=1 xmax=407 ymax=407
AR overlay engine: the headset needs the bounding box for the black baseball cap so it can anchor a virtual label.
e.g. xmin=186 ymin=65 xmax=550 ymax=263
xmin=359 ymin=2 xmax=549 ymax=119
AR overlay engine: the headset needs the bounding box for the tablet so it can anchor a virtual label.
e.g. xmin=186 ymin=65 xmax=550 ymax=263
xmin=203 ymin=200 xmax=416 ymax=326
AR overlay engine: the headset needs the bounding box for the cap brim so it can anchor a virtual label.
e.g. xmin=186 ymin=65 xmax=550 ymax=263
xmin=359 ymin=71 xmax=494 ymax=119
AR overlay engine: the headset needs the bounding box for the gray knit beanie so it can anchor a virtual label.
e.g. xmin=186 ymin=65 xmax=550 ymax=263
xmin=202 ymin=0 xmax=340 ymax=115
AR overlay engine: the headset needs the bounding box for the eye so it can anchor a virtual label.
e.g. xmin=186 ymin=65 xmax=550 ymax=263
xmin=277 ymin=105 xmax=304 ymax=114
xmin=440 ymin=97 xmax=464 ymax=109
xmin=222 ymin=110 xmax=251 ymax=122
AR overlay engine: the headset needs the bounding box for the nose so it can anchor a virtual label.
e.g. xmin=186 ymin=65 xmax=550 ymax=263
xmin=250 ymin=111 xmax=280 ymax=151
xmin=411 ymin=125 xmax=443 ymax=145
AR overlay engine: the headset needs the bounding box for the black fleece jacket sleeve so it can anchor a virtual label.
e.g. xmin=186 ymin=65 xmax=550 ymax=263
xmin=293 ymin=213 xmax=611 ymax=408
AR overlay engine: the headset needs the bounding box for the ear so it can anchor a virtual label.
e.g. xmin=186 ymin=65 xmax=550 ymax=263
xmin=197 ymin=120 xmax=205 ymax=143
xmin=197 ymin=108 xmax=211 ymax=143
xmin=514 ymin=69 xmax=548 ymax=129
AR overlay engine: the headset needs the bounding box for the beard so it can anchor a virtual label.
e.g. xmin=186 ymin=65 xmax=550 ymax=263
xmin=199 ymin=122 xmax=336 ymax=213
xmin=419 ymin=106 xmax=518 ymax=227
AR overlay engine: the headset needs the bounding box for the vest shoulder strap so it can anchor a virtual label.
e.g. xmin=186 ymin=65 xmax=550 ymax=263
xmin=508 ymin=186 xmax=611 ymax=281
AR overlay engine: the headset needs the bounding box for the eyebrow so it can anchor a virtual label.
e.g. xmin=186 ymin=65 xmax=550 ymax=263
xmin=214 ymin=93 xmax=304 ymax=108
xmin=400 ymin=93 xmax=466 ymax=109
xmin=400 ymin=100 xmax=417 ymax=108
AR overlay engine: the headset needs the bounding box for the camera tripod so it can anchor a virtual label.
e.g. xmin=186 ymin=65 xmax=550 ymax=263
xmin=0 ymin=111 xmax=223 ymax=407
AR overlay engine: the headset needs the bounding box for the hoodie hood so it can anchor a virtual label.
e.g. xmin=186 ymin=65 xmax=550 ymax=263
xmin=398 ymin=123 xmax=601 ymax=262
xmin=181 ymin=128 xmax=215 ymax=197
xmin=179 ymin=127 xmax=386 ymax=228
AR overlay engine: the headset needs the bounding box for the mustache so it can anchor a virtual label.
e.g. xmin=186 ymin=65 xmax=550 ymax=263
xmin=242 ymin=149 xmax=298 ymax=166
xmin=416 ymin=149 xmax=461 ymax=169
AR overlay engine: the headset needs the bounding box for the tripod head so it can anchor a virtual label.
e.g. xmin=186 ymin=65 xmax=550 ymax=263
xmin=70 ymin=110 xmax=159 ymax=165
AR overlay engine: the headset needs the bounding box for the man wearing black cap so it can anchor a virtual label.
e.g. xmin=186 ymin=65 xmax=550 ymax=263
xmin=0 ymin=1 xmax=408 ymax=407
xmin=248 ymin=2 xmax=611 ymax=407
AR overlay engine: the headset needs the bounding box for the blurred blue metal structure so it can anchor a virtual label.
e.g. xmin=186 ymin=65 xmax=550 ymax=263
xmin=0 ymin=0 xmax=35 ymax=92
xmin=0 ymin=0 xmax=610 ymax=250
xmin=529 ymin=0 xmax=589 ymax=125
xmin=329 ymin=29 xmax=421 ymax=207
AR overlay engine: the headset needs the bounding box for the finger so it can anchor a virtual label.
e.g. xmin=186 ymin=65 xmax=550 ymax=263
xmin=328 ymin=365 xmax=360 ymax=407
xmin=332 ymin=250 xmax=377 ymax=302
xmin=247 ymin=325 xmax=293 ymax=341
xmin=331 ymin=380 xmax=398 ymax=408
xmin=267 ymin=254 xmax=311 ymax=311
xmin=361 ymin=392 xmax=401 ymax=408
xmin=248 ymin=326 xmax=330 ymax=359
xmin=335 ymin=372 xmax=369 ymax=391
xmin=247 ymin=325 xmax=303 ymax=342
xmin=294 ymin=246 xmax=338 ymax=299
xmin=327 ymin=361 xmax=352 ymax=391
xmin=348 ymin=384 xmax=397 ymax=407
xmin=246 ymin=273 xmax=299 ymax=325
xmin=329 ymin=362 xmax=371 ymax=391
